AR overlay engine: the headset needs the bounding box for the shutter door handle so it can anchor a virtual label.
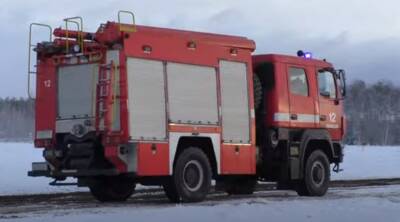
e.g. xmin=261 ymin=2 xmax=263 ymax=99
xmin=290 ymin=114 xmax=298 ymax=120
xmin=320 ymin=115 xmax=327 ymax=121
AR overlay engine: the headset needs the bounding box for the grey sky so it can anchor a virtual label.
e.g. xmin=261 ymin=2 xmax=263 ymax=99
xmin=1 ymin=0 xmax=399 ymax=97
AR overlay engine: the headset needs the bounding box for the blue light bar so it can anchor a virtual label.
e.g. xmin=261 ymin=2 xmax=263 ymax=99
xmin=304 ymin=52 xmax=312 ymax=59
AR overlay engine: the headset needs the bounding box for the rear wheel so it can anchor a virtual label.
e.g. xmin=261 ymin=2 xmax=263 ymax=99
xmin=89 ymin=176 xmax=136 ymax=202
xmin=296 ymin=150 xmax=330 ymax=196
xmin=168 ymin=147 xmax=212 ymax=203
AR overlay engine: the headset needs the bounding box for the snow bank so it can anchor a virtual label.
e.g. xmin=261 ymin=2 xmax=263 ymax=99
xmin=0 ymin=143 xmax=399 ymax=195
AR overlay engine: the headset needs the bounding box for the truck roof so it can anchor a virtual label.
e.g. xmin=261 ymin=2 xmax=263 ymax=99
xmin=252 ymin=54 xmax=333 ymax=68
xmin=134 ymin=25 xmax=256 ymax=51
xmin=96 ymin=22 xmax=256 ymax=52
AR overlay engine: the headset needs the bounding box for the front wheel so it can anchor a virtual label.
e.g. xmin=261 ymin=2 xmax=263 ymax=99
xmin=89 ymin=176 xmax=136 ymax=202
xmin=296 ymin=150 xmax=330 ymax=196
xmin=169 ymin=147 xmax=212 ymax=203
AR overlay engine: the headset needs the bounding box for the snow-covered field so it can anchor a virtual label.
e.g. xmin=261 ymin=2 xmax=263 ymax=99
xmin=0 ymin=143 xmax=399 ymax=195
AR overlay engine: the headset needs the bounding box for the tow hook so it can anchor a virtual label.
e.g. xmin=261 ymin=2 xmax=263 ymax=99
xmin=333 ymin=163 xmax=343 ymax=173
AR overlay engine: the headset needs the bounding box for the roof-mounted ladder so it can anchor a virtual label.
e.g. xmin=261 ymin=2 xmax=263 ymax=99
xmin=28 ymin=23 xmax=52 ymax=99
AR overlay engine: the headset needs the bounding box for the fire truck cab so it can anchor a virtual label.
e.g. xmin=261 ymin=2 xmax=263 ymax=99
xmin=252 ymin=54 xmax=346 ymax=193
xmin=28 ymin=12 xmax=346 ymax=202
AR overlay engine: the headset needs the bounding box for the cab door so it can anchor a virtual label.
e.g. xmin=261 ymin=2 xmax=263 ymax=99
xmin=317 ymin=68 xmax=342 ymax=140
xmin=287 ymin=65 xmax=317 ymax=128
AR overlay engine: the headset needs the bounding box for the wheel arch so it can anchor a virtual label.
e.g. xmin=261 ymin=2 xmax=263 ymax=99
xmin=169 ymin=133 xmax=220 ymax=177
xmin=299 ymin=129 xmax=334 ymax=178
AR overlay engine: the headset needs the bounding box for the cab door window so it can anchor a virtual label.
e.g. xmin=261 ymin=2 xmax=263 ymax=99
xmin=318 ymin=71 xmax=337 ymax=99
xmin=289 ymin=67 xmax=308 ymax=96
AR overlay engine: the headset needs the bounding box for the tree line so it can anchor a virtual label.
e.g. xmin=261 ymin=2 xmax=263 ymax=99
xmin=0 ymin=80 xmax=399 ymax=145
xmin=344 ymin=80 xmax=400 ymax=145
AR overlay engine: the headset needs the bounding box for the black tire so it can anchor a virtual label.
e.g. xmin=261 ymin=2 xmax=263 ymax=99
xmin=253 ymin=74 xmax=263 ymax=110
xmin=295 ymin=181 xmax=309 ymax=196
xmin=89 ymin=176 xmax=136 ymax=202
xmin=172 ymin=147 xmax=212 ymax=203
xmin=225 ymin=178 xmax=257 ymax=195
xmin=296 ymin=150 xmax=330 ymax=196
xmin=163 ymin=179 xmax=180 ymax=203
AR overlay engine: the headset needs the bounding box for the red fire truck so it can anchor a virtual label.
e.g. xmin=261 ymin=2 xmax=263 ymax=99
xmin=28 ymin=12 xmax=346 ymax=202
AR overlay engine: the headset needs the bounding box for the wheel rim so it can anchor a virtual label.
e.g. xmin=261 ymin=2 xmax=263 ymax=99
xmin=182 ymin=160 xmax=204 ymax=192
xmin=311 ymin=161 xmax=325 ymax=187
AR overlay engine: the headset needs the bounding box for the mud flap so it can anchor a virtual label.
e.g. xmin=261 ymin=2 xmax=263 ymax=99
xmin=290 ymin=157 xmax=301 ymax=180
xmin=289 ymin=143 xmax=301 ymax=180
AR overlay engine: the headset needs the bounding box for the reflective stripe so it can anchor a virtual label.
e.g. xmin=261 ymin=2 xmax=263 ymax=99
xmin=274 ymin=113 xmax=290 ymax=122
xmin=274 ymin=112 xmax=340 ymax=129
xmin=36 ymin=130 xmax=53 ymax=139
xmin=273 ymin=113 xmax=320 ymax=124
xmin=326 ymin=124 xmax=340 ymax=129
xmin=296 ymin=114 xmax=320 ymax=123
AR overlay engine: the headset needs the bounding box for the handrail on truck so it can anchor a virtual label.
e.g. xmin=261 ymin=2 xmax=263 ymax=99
xmin=63 ymin=16 xmax=84 ymax=53
xmin=118 ymin=10 xmax=136 ymax=32
xmin=28 ymin=23 xmax=52 ymax=99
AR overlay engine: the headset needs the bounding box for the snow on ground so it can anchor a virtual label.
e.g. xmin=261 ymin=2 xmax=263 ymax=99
xmin=0 ymin=143 xmax=86 ymax=195
xmin=0 ymin=143 xmax=399 ymax=195
xmin=332 ymin=145 xmax=400 ymax=180
xmin=5 ymin=185 xmax=400 ymax=222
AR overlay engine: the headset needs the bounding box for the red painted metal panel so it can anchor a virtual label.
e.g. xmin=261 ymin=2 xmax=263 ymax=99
xmin=137 ymin=143 xmax=169 ymax=176
xmin=104 ymin=146 xmax=127 ymax=173
xmin=263 ymin=62 xmax=291 ymax=128
xmin=35 ymin=58 xmax=56 ymax=148
xmin=221 ymin=144 xmax=256 ymax=175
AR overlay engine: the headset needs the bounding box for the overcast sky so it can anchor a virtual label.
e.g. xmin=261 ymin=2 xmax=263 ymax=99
xmin=0 ymin=0 xmax=399 ymax=97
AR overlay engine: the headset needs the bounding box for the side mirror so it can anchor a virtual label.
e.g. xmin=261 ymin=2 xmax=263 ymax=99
xmin=338 ymin=69 xmax=346 ymax=97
